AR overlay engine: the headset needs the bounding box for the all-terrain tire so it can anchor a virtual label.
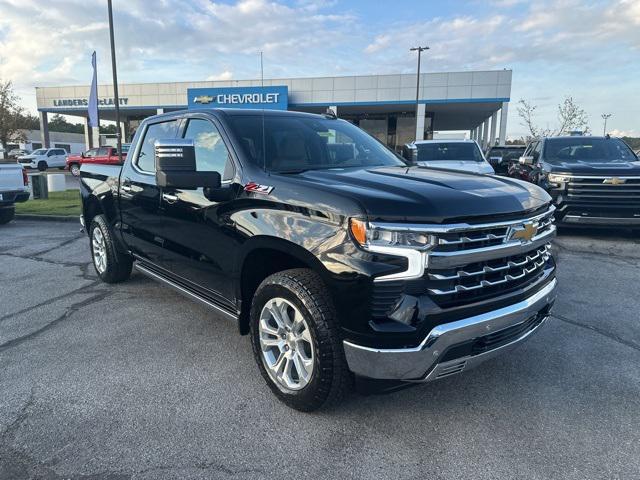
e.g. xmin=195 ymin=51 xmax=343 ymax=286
xmin=250 ymin=268 xmax=353 ymax=411
xmin=89 ymin=214 xmax=133 ymax=283
xmin=37 ymin=161 xmax=47 ymax=172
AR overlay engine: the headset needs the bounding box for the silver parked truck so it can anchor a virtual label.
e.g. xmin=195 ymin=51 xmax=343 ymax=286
xmin=0 ymin=163 xmax=29 ymax=224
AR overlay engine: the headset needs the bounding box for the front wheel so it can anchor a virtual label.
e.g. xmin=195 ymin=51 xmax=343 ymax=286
xmin=37 ymin=161 xmax=47 ymax=172
xmin=250 ymin=269 xmax=352 ymax=411
xmin=89 ymin=215 xmax=133 ymax=283
xmin=70 ymin=163 xmax=80 ymax=176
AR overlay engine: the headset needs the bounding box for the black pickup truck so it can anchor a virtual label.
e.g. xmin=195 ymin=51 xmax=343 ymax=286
xmin=509 ymin=135 xmax=640 ymax=226
xmin=80 ymin=109 xmax=557 ymax=411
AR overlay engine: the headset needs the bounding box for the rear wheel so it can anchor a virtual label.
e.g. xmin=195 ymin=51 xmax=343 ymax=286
xmin=70 ymin=163 xmax=81 ymax=176
xmin=90 ymin=215 xmax=133 ymax=283
xmin=250 ymin=269 xmax=352 ymax=411
xmin=0 ymin=207 xmax=15 ymax=225
xmin=37 ymin=161 xmax=47 ymax=172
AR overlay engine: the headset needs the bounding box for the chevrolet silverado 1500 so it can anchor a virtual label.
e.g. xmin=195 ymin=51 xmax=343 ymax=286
xmin=80 ymin=109 xmax=557 ymax=411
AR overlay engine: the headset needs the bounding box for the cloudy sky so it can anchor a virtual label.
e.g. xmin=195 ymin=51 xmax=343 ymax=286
xmin=0 ymin=0 xmax=638 ymax=137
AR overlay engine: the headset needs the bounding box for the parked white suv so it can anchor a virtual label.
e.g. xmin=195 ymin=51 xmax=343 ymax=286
xmin=18 ymin=148 xmax=68 ymax=171
xmin=0 ymin=163 xmax=29 ymax=224
xmin=402 ymin=139 xmax=495 ymax=175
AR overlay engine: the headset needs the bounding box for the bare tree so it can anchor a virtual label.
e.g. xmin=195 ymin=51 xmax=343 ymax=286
xmin=517 ymin=99 xmax=543 ymax=139
xmin=0 ymin=80 xmax=27 ymax=159
xmin=556 ymin=96 xmax=589 ymax=135
xmin=517 ymin=96 xmax=590 ymax=139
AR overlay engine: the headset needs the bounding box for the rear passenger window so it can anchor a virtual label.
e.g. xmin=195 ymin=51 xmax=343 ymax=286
xmin=136 ymin=120 xmax=179 ymax=172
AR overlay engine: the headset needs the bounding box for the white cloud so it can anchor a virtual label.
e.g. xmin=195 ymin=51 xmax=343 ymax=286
xmin=207 ymin=70 xmax=234 ymax=81
xmin=609 ymin=128 xmax=640 ymax=138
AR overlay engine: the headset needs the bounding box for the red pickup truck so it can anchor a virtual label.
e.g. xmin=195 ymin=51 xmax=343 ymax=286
xmin=66 ymin=145 xmax=129 ymax=176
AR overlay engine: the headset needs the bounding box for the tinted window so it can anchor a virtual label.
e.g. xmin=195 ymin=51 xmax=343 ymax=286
xmin=416 ymin=142 xmax=484 ymax=162
xmin=85 ymin=149 xmax=98 ymax=158
xmin=32 ymin=149 xmax=47 ymax=155
xmin=97 ymin=147 xmax=110 ymax=156
xmin=544 ymin=137 xmax=636 ymax=163
xmin=182 ymin=118 xmax=233 ymax=179
xmin=136 ymin=120 xmax=179 ymax=172
xmin=229 ymin=115 xmax=404 ymax=172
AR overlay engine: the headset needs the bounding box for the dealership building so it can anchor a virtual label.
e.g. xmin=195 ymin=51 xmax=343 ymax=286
xmin=35 ymin=69 xmax=512 ymax=152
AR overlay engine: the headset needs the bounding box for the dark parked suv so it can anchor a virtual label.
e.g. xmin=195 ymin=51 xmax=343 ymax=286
xmin=508 ymin=136 xmax=640 ymax=226
xmin=80 ymin=109 xmax=557 ymax=411
xmin=486 ymin=145 xmax=526 ymax=175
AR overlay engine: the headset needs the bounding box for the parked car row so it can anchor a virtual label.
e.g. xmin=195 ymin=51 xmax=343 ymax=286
xmin=402 ymin=135 xmax=639 ymax=229
xmin=14 ymin=144 xmax=130 ymax=174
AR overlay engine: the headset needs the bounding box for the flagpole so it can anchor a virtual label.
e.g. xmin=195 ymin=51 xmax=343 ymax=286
xmin=107 ymin=0 xmax=123 ymax=164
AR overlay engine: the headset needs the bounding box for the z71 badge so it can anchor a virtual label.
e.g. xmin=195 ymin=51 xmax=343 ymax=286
xmin=244 ymin=182 xmax=274 ymax=195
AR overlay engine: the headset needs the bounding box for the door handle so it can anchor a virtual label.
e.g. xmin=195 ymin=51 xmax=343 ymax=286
xmin=162 ymin=193 xmax=179 ymax=204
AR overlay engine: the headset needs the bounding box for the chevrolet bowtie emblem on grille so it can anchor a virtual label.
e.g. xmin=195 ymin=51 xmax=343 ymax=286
xmin=193 ymin=95 xmax=215 ymax=104
xmin=603 ymin=177 xmax=626 ymax=185
xmin=507 ymin=222 xmax=538 ymax=243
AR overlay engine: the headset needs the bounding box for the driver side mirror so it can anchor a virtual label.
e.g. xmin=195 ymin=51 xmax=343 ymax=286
xmin=155 ymin=139 xmax=221 ymax=190
xmin=519 ymin=155 xmax=534 ymax=165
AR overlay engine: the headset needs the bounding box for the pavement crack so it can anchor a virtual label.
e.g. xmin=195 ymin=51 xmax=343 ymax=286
xmin=551 ymin=313 xmax=640 ymax=352
xmin=0 ymin=289 xmax=114 ymax=353
xmin=0 ymin=251 xmax=87 ymax=268
xmin=31 ymin=234 xmax=84 ymax=256
xmin=0 ymin=388 xmax=35 ymax=440
xmin=0 ymin=280 xmax=104 ymax=325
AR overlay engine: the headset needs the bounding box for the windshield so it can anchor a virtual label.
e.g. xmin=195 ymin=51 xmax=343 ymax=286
xmin=31 ymin=149 xmax=47 ymax=155
xmin=416 ymin=142 xmax=484 ymax=162
xmin=544 ymin=138 xmax=637 ymax=163
xmin=228 ymin=115 xmax=405 ymax=172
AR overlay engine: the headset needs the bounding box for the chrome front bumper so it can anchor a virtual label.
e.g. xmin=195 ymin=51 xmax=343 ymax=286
xmin=343 ymin=278 xmax=557 ymax=382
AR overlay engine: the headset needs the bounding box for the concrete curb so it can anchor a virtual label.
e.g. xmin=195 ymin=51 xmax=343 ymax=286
xmin=15 ymin=214 xmax=79 ymax=223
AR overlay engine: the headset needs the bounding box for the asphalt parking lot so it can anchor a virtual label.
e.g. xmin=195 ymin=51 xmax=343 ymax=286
xmin=1 ymin=220 xmax=639 ymax=479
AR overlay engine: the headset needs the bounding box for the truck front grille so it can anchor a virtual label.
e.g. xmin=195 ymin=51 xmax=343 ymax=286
xmin=566 ymin=177 xmax=640 ymax=204
xmin=425 ymin=244 xmax=551 ymax=308
xmin=369 ymin=206 xmax=556 ymax=317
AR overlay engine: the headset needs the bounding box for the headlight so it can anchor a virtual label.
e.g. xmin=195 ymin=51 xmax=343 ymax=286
xmin=349 ymin=219 xmax=436 ymax=251
xmin=547 ymin=174 xmax=571 ymax=183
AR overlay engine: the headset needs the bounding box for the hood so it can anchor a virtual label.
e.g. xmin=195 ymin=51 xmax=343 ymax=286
xmin=18 ymin=155 xmax=38 ymax=161
xmin=545 ymin=160 xmax=640 ymax=175
xmin=284 ymin=166 xmax=550 ymax=223
xmin=417 ymin=160 xmax=494 ymax=175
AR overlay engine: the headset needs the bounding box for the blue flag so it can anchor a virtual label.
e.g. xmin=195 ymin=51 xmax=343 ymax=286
xmin=88 ymin=51 xmax=99 ymax=128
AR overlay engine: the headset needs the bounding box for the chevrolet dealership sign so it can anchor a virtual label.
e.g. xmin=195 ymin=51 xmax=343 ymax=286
xmin=187 ymin=86 xmax=288 ymax=110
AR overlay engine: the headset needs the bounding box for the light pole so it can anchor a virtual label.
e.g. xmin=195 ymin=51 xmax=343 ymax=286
xmin=601 ymin=113 xmax=611 ymax=136
xmin=410 ymin=46 xmax=429 ymax=140
xmin=107 ymin=0 xmax=123 ymax=165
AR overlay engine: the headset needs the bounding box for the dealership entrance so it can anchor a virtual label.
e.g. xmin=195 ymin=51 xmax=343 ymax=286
xmin=35 ymin=70 xmax=511 ymax=152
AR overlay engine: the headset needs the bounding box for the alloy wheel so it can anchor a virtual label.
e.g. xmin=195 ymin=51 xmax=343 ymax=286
xmin=258 ymin=297 xmax=315 ymax=391
xmin=92 ymin=227 xmax=107 ymax=274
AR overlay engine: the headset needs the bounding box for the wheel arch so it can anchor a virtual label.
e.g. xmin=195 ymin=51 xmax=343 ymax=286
xmin=236 ymin=236 xmax=331 ymax=335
